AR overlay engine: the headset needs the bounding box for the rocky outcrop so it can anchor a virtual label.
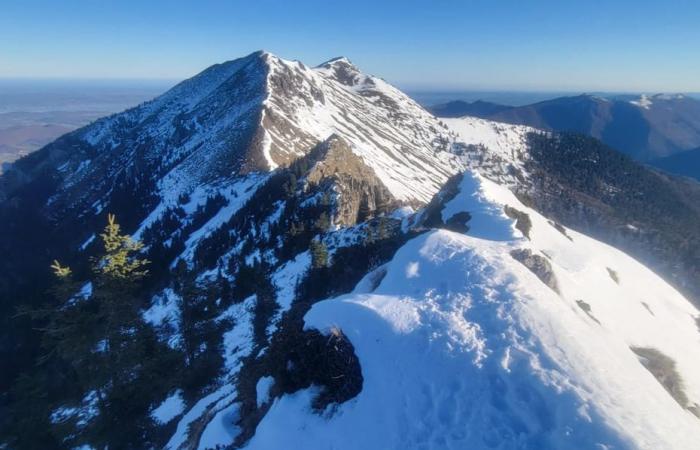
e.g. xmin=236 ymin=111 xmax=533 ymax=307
xmin=305 ymin=135 xmax=397 ymax=226
xmin=510 ymin=248 xmax=560 ymax=295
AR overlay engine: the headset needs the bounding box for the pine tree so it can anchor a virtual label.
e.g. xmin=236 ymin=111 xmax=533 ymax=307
xmin=357 ymin=196 xmax=372 ymax=223
xmin=283 ymin=173 xmax=297 ymax=198
xmin=363 ymin=221 xmax=377 ymax=246
xmin=90 ymin=214 xmax=149 ymax=389
xmin=377 ymin=216 xmax=391 ymax=240
xmin=176 ymin=263 xmax=203 ymax=367
xmin=40 ymin=214 xmax=157 ymax=445
xmin=315 ymin=211 xmax=331 ymax=231
xmin=40 ymin=261 xmax=99 ymax=366
xmin=363 ymin=216 xmax=391 ymax=246
xmin=310 ymin=239 xmax=329 ymax=269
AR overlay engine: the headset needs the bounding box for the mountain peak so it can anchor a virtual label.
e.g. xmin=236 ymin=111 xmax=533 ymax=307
xmin=314 ymin=56 xmax=368 ymax=88
xmin=318 ymin=56 xmax=354 ymax=67
xmin=230 ymin=50 xmax=303 ymax=72
xmin=232 ymin=49 xmax=275 ymax=64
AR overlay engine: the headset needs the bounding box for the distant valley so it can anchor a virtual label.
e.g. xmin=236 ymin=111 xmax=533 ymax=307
xmin=0 ymin=80 xmax=172 ymax=173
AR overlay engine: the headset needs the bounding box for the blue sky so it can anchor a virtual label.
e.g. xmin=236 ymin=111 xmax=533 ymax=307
xmin=1 ymin=0 xmax=699 ymax=92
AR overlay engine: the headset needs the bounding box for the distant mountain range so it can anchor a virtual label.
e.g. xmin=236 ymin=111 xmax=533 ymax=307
xmin=430 ymin=94 xmax=700 ymax=169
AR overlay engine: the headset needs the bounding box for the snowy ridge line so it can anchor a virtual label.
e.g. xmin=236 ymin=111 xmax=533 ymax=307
xmin=28 ymin=50 xmax=700 ymax=449
xmin=244 ymin=171 xmax=700 ymax=449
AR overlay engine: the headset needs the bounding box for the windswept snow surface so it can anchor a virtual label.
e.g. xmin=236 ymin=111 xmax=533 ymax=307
xmin=441 ymin=173 xmax=516 ymax=241
xmin=443 ymin=116 xmax=534 ymax=187
xmin=445 ymin=116 xmax=534 ymax=161
xmin=143 ymin=288 xmax=182 ymax=349
xmin=218 ymin=295 xmax=257 ymax=372
xmin=245 ymin=171 xmax=700 ymax=450
xmin=256 ymin=376 xmax=274 ymax=407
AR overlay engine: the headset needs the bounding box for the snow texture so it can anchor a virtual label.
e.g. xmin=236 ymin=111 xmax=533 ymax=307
xmin=197 ymin=402 xmax=241 ymax=450
xmin=143 ymin=288 xmax=182 ymax=349
xmin=256 ymin=376 xmax=275 ymax=407
xmin=245 ymin=170 xmax=700 ymax=450
xmin=151 ymin=390 xmax=185 ymax=425
xmin=268 ymin=251 xmax=312 ymax=334
xmin=50 ymin=391 xmax=99 ymax=430
xmin=218 ymin=295 xmax=257 ymax=372
xmin=166 ymin=385 xmax=237 ymax=450
xmin=630 ymin=94 xmax=653 ymax=109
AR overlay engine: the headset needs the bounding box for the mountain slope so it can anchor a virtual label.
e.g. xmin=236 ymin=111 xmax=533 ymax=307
xmin=446 ymin=118 xmax=700 ymax=305
xmin=0 ymin=52 xmax=463 ymax=256
xmin=245 ymin=172 xmax=700 ymax=450
xmin=650 ymin=147 xmax=700 ymax=181
xmin=0 ymin=51 xmax=466 ymax=449
xmin=2 ymin=52 xmax=700 ymax=449
xmin=432 ymin=93 xmax=700 ymax=162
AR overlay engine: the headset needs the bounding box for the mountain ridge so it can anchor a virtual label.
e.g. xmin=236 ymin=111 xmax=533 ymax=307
xmin=2 ymin=51 xmax=700 ymax=449
xmin=429 ymin=93 xmax=700 ymax=163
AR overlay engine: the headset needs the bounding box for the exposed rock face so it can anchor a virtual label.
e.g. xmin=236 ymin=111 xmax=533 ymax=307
xmin=504 ymin=205 xmax=532 ymax=239
xmin=510 ymin=248 xmax=561 ymax=295
xmin=305 ymin=135 xmax=397 ymax=226
xmin=630 ymin=347 xmax=700 ymax=418
xmin=417 ymin=172 xmax=466 ymax=230
xmin=257 ymin=54 xmax=462 ymax=203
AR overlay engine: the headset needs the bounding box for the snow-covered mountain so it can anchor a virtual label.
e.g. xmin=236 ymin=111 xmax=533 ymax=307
xmin=248 ymin=171 xmax=700 ymax=449
xmin=2 ymin=51 xmax=459 ymax=213
xmin=1 ymin=51 xmax=700 ymax=450
xmin=430 ymin=93 xmax=700 ymax=163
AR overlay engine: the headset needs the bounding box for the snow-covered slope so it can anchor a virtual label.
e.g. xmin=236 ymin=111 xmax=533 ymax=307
xmin=7 ymin=51 xmax=700 ymax=450
xmin=259 ymin=55 xmax=461 ymax=202
xmin=245 ymin=172 xmax=700 ymax=450
xmin=443 ymin=116 xmax=535 ymax=187
xmin=26 ymin=51 xmax=464 ymax=225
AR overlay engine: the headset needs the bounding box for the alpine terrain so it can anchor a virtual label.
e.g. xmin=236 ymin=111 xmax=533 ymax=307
xmin=1 ymin=51 xmax=700 ymax=450
xmin=429 ymin=94 xmax=700 ymax=165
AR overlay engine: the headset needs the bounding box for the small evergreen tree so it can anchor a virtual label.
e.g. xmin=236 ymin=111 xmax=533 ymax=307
xmin=40 ymin=214 xmax=165 ymax=446
xmin=283 ymin=173 xmax=297 ymax=198
xmin=310 ymin=239 xmax=329 ymax=269
xmin=315 ymin=212 xmax=331 ymax=231
xmin=377 ymin=216 xmax=391 ymax=240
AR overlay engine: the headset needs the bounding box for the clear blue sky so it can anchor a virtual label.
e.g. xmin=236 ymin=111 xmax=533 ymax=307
xmin=2 ymin=0 xmax=699 ymax=92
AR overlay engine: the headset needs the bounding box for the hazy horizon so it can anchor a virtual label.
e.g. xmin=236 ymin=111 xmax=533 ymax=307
xmin=2 ymin=77 xmax=699 ymax=110
xmin=2 ymin=1 xmax=700 ymax=92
